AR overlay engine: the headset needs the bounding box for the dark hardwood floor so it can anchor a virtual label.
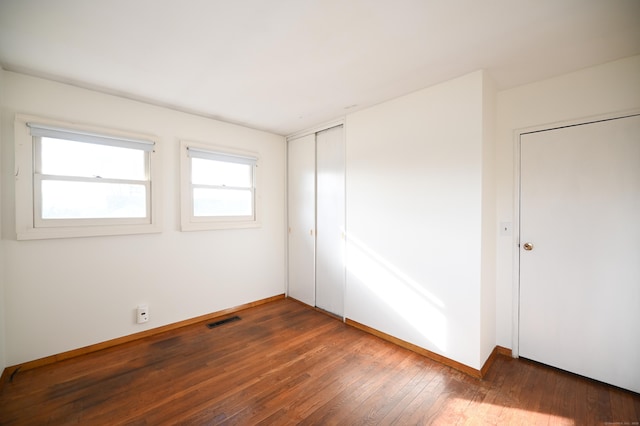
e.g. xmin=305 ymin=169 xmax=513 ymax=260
xmin=1 ymin=298 xmax=638 ymax=425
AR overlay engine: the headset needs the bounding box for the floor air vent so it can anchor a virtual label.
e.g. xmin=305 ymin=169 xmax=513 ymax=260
xmin=206 ymin=315 xmax=241 ymax=329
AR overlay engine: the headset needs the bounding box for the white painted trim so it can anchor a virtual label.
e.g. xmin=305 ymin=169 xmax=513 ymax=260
xmin=511 ymin=127 xmax=521 ymax=358
xmin=517 ymin=109 xmax=640 ymax=135
xmin=313 ymin=132 xmax=318 ymax=310
xmin=511 ymin=107 xmax=640 ymax=358
xmin=286 ymin=118 xmax=345 ymax=142
xmin=284 ymin=136 xmax=289 ymax=298
xmin=14 ymin=114 xmax=162 ymax=240
xmin=342 ymin=122 xmax=347 ymax=323
xmin=179 ymin=139 xmax=261 ymax=231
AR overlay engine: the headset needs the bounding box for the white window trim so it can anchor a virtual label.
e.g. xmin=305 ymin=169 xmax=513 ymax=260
xmin=180 ymin=140 xmax=260 ymax=231
xmin=14 ymin=114 xmax=162 ymax=240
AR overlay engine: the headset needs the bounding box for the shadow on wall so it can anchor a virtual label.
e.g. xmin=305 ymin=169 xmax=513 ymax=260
xmin=346 ymin=233 xmax=448 ymax=352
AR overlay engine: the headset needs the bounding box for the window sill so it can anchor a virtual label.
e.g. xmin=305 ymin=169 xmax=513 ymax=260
xmin=180 ymin=220 xmax=261 ymax=232
xmin=16 ymin=223 xmax=162 ymax=240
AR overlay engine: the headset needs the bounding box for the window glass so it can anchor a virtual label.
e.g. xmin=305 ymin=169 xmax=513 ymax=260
xmin=41 ymin=137 xmax=146 ymax=180
xmin=41 ymin=181 xmax=147 ymax=219
xmin=191 ymin=158 xmax=251 ymax=187
xmin=193 ymin=187 xmax=252 ymax=217
xmin=35 ymin=135 xmax=150 ymax=222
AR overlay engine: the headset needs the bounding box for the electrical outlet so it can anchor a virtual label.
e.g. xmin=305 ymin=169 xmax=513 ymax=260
xmin=137 ymin=304 xmax=149 ymax=324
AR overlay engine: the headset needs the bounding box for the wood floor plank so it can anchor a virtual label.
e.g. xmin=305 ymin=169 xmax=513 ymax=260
xmin=586 ymin=377 xmax=614 ymax=424
xmin=224 ymin=327 xmax=362 ymax=425
xmin=329 ymin=351 xmax=421 ymax=425
xmin=253 ymin=332 xmax=376 ymax=425
xmin=341 ymin=354 xmax=430 ymax=425
xmin=456 ymin=367 xmax=498 ymax=426
xmin=376 ymin=359 xmax=445 ymax=424
xmin=183 ymin=325 xmax=350 ymax=424
xmin=395 ymin=365 xmax=453 ymax=425
xmin=610 ymin=387 xmax=639 ymax=425
xmin=550 ymin=365 xmax=577 ymax=423
xmin=1 ymin=298 xmax=638 ymax=425
xmin=296 ymin=344 xmax=405 ymax=424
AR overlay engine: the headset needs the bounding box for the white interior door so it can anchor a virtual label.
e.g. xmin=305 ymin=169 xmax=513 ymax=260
xmin=315 ymin=125 xmax=345 ymax=316
xmin=287 ymin=134 xmax=316 ymax=306
xmin=519 ymin=114 xmax=640 ymax=393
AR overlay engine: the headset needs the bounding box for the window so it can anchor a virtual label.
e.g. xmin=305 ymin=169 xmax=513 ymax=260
xmin=15 ymin=115 xmax=161 ymax=239
xmin=181 ymin=141 xmax=259 ymax=231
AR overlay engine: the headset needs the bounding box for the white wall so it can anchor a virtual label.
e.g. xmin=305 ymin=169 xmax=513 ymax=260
xmin=345 ymin=70 xmax=495 ymax=370
xmin=0 ymin=71 xmax=286 ymax=367
xmin=495 ymin=55 xmax=640 ymax=349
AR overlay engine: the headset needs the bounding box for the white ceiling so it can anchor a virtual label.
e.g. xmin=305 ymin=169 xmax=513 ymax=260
xmin=1 ymin=0 xmax=639 ymax=135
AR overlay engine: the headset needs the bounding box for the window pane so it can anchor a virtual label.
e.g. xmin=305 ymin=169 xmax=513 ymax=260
xmin=41 ymin=180 xmax=147 ymax=219
xmin=193 ymin=188 xmax=252 ymax=217
xmin=41 ymin=137 xmax=146 ymax=180
xmin=192 ymin=158 xmax=251 ymax=187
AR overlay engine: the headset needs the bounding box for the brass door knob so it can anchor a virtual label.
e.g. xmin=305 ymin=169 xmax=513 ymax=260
xmin=523 ymin=242 xmax=534 ymax=251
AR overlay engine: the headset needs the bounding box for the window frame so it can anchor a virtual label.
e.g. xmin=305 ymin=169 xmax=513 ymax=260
xmin=180 ymin=140 xmax=260 ymax=231
xmin=14 ymin=114 xmax=162 ymax=240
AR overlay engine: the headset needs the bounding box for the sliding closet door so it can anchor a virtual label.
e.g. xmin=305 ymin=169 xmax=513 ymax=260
xmin=315 ymin=125 xmax=345 ymax=316
xmin=287 ymin=134 xmax=316 ymax=306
